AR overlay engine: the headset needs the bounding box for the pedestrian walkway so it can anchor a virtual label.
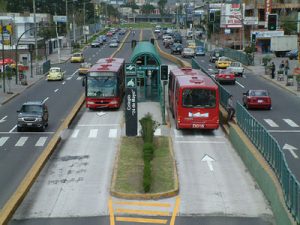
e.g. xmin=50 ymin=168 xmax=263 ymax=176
xmin=247 ymin=52 xmax=300 ymax=96
xmin=0 ymin=47 xmax=73 ymax=105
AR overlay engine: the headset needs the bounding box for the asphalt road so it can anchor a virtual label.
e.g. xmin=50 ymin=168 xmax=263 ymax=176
xmin=8 ymin=29 xmax=274 ymax=225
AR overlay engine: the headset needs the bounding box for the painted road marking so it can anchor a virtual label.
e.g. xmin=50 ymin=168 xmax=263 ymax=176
xmin=236 ymin=81 xmax=245 ymax=88
xmin=269 ymin=130 xmax=300 ymax=133
xmin=174 ymin=129 xmax=183 ymax=138
xmin=114 ymin=201 xmax=171 ymax=207
xmin=264 ymin=119 xmax=279 ymax=127
xmin=9 ymin=125 xmax=17 ymax=133
xmin=15 ymin=137 xmax=28 ymax=146
xmin=0 ymin=137 xmax=9 ymax=147
xmin=175 ymin=140 xmax=226 ymax=144
xmin=115 ymin=217 xmax=167 ymax=224
xmin=78 ymin=124 xmax=119 ymax=127
xmin=154 ymin=128 xmax=161 ymax=136
xmin=35 ymin=137 xmax=48 ymax=146
xmin=54 ymin=89 xmax=59 ymax=92
xmin=62 ymin=81 xmax=66 ymax=85
xmin=0 ymin=115 xmax=7 ymax=123
xmin=66 ymin=77 xmax=72 ymax=80
xmin=71 ymin=129 xmax=80 ymax=138
xmin=109 ymin=129 xmax=118 ymax=138
xmin=43 ymin=97 xmax=49 ymax=103
xmin=283 ymin=119 xmax=299 ymax=127
xmin=76 ymin=77 xmax=82 ymax=80
xmin=109 ymin=198 xmax=115 ymax=225
xmin=170 ymin=197 xmax=180 ymax=225
xmin=88 ymin=129 xmax=98 ymax=138
xmin=115 ymin=208 xmax=170 ymax=216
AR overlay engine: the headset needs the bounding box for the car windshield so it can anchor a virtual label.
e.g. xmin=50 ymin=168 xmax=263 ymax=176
xmin=50 ymin=68 xmax=60 ymax=72
xmin=21 ymin=105 xmax=43 ymax=113
xmin=87 ymin=75 xmax=117 ymax=97
xmin=73 ymin=53 xmax=81 ymax=57
xmin=182 ymin=89 xmax=216 ymax=108
xmin=250 ymin=90 xmax=268 ymax=96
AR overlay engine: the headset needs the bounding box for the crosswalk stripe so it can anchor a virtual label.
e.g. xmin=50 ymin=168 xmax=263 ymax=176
xmin=66 ymin=77 xmax=72 ymax=80
xmin=114 ymin=201 xmax=171 ymax=207
xmin=0 ymin=137 xmax=9 ymax=147
xmin=283 ymin=119 xmax=299 ymax=127
xmin=71 ymin=129 xmax=80 ymax=138
xmin=15 ymin=137 xmax=28 ymax=146
xmin=35 ymin=137 xmax=48 ymax=146
xmin=115 ymin=217 xmax=167 ymax=224
xmin=264 ymin=119 xmax=279 ymax=127
xmin=76 ymin=77 xmax=82 ymax=80
xmin=116 ymin=208 xmax=170 ymax=216
xmin=89 ymin=129 xmax=98 ymax=138
xmin=109 ymin=129 xmax=117 ymax=138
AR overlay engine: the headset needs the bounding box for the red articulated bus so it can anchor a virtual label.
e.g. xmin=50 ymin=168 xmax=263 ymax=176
xmin=85 ymin=58 xmax=125 ymax=109
xmin=168 ymin=67 xmax=219 ymax=129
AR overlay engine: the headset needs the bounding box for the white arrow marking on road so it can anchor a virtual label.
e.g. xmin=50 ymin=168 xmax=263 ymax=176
xmin=201 ymin=154 xmax=215 ymax=171
xmin=283 ymin=144 xmax=298 ymax=159
xmin=0 ymin=116 xmax=7 ymax=123
xmin=97 ymin=112 xmax=106 ymax=117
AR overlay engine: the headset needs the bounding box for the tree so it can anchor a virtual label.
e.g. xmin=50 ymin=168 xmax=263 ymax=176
xmin=0 ymin=0 xmax=7 ymax=12
xmin=141 ymin=4 xmax=155 ymax=15
xmin=157 ymin=0 xmax=167 ymax=15
xmin=280 ymin=12 xmax=297 ymax=35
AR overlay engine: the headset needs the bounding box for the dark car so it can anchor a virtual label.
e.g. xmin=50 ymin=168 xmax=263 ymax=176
xmin=17 ymin=101 xmax=49 ymax=132
xmin=195 ymin=46 xmax=206 ymax=56
xmin=242 ymin=90 xmax=272 ymax=110
xmin=209 ymin=48 xmax=224 ymax=63
xmin=173 ymin=33 xmax=182 ymax=43
xmin=286 ymin=49 xmax=298 ymax=60
xmin=170 ymin=43 xmax=183 ymax=54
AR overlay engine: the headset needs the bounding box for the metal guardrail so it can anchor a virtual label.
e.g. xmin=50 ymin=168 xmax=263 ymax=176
xmin=192 ymin=58 xmax=300 ymax=223
xmin=223 ymin=48 xmax=253 ymax=66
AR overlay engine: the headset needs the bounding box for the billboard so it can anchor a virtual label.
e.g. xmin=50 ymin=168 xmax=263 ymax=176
xmin=0 ymin=23 xmax=13 ymax=45
xmin=220 ymin=3 xmax=242 ymax=28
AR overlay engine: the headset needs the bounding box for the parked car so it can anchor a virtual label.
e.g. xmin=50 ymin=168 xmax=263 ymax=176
xmin=47 ymin=67 xmax=65 ymax=81
xmin=109 ymin=40 xmax=119 ymax=47
xmin=209 ymin=48 xmax=224 ymax=63
xmin=215 ymin=56 xmax=231 ymax=69
xmin=242 ymin=89 xmax=272 ymax=110
xmin=17 ymin=101 xmax=49 ymax=132
xmin=78 ymin=62 xmax=92 ymax=75
xmin=286 ymin=49 xmax=298 ymax=60
xmin=195 ymin=46 xmax=206 ymax=56
xmin=227 ymin=61 xmax=244 ymax=76
xmin=71 ymin=52 xmax=84 ymax=63
xmin=215 ymin=68 xmax=235 ymax=84
xmin=170 ymin=43 xmax=183 ymax=54
xmin=181 ymin=48 xmax=195 ymax=58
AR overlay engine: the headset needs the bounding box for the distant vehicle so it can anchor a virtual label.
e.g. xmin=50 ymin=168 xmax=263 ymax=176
xmin=227 ymin=61 xmax=244 ymax=76
xmin=186 ymin=40 xmax=196 ymax=49
xmin=166 ymin=28 xmax=173 ymax=35
xmin=168 ymin=67 xmax=219 ymax=130
xmin=154 ymin=25 xmax=161 ymax=33
xmin=215 ymin=56 xmax=231 ymax=69
xmin=47 ymin=67 xmax=65 ymax=81
xmin=242 ymin=90 xmax=272 ymax=110
xmin=83 ymin=58 xmax=125 ymax=109
xmin=195 ymin=46 xmax=206 ymax=56
xmin=270 ymin=35 xmax=298 ymax=57
xmin=91 ymin=40 xmax=101 ymax=48
xmin=215 ymin=68 xmax=235 ymax=84
xmin=71 ymin=52 xmax=84 ymax=63
xmin=173 ymin=33 xmax=182 ymax=43
xmin=17 ymin=101 xmax=49 ymax=132
xmin=106 ymin=31 xmax=113 ymax=36
xmin=111 ymin=37 xmax=120 ymax=43
xmin=99 ymin=35 xmax=107 ymax=42
xmin=286 ymin=49 xmax=298 ymax=60
xmin=186 ymin=30 xmax=193 ymax=39
xmin=79 ymin=62 xmax=92 ymax=75
xmin=163 ymin=35 xmax=174 ymax=47
xmin=209 ymin=48 xmax=223 ymax=63
xmin=119 ymin=29 xmax=126 ymax=35
xmin=170 ymin=43 xmax=183 ymax=54
xmin=109 ymin=40 xmax=119 ymax=47
xmin=181 ymin=48 xmax=195 ymax=58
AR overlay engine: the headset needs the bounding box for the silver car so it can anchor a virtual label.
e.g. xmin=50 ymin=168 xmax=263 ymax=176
xmin=181 ymin=48 xmax=195 ymax=58
xmin=109 ymin=40 xmax=119 ymax=48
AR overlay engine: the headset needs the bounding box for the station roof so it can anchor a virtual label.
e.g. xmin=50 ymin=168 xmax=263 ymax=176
xmin=130 ymin=41 xmax=161 ymax=65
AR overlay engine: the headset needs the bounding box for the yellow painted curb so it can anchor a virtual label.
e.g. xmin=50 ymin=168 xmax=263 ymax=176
xmin=0 ymin=93 xmax=85 ymax=225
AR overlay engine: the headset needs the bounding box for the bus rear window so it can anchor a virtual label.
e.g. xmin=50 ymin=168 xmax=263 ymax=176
xmin=182 ymin=89 xmax=216 ymax=108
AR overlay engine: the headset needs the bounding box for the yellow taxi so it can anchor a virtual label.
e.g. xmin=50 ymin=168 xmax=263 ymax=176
xmin=186 ymin=40 xmax=196 ymax=49
xmin=78 ymin=62 xmax=92 ymax=75
xmin=47 ymin=67 xmax=65 ymax=81
xmin=71 ymin=52 xmax=84 ymax=63
xmin=215 ymin=56 xmax=231 ymax=69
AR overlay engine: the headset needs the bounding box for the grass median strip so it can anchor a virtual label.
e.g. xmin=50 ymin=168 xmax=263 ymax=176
xmin=113 ymin=136 xmax=175 ymax=195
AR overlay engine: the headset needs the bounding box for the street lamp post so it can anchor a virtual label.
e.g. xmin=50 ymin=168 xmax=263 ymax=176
xmin=33 ymin=0 xmax=38 ymax=76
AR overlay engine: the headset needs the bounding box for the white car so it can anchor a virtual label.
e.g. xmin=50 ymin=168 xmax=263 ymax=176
xmin=109 ymin=40 xmax=119 ymax=48
xmin=227 ymin=61 xmax=244 ymax=76
xmin=181 ymin=48 xmax=195 ymax=58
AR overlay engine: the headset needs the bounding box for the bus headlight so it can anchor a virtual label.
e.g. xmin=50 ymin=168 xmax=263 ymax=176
xmin=110 ymin=100 xmax=118 ymax=105
xmin=87 ymin=101 xmax=95 ymax=104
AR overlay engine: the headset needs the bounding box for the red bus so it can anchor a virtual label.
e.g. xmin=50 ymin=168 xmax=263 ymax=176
xmin=168 ymin=67 xmax=219 ymax=129
xmin=85 ymin=58 xmax=125 ymax=109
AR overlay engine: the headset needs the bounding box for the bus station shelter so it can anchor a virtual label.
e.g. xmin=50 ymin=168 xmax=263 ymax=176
xmin=130 ymin=41 xmax=161 ymax=102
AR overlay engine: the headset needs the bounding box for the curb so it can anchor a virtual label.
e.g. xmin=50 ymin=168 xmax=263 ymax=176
xmin=0 ymin=93 xmax=85 ymax=225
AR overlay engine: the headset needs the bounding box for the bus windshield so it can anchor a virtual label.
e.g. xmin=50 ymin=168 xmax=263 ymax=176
xmin=182 ymin=88 xmax=216 ymax=108
xmin=87 ymin=75 xmax=117 ymax=97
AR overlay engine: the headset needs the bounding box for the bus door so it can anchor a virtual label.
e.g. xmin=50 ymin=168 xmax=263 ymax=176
xmin=137 ymin=70 xmax=145 ymax=101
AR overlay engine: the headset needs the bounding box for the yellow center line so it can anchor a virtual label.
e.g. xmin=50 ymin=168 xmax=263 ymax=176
xmin=116 ymin=217 xmax=168 ymax=224
xmin=113 ymin=201 xmax=171 ymax=207
xmin=170 ymin=196 xmax=180 ymax=225
xmin=116 ymin=208 xmax=170 ymax=216
xmin=108 ymin=197 xmax=115 ymax=225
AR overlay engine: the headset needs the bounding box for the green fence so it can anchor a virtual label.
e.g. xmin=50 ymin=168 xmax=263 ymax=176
xmin=223 ymin=48 xmax=253 ymax=66
xmin=192 ymin=58 xmax=300 ymax=224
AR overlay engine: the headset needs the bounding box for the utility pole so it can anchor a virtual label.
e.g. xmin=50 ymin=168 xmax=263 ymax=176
xmin=33 ymin=0 xmax=38 ymax=76
xmin=1 ymin=20 xmax=6 ymax=93
xmin=66 ymin=0 xmax=69 ymax=48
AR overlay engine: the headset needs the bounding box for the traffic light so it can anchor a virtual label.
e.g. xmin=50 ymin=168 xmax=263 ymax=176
xmin=160 ymin=65 xmax=168 ymax=81
xmin=251 ymin=33 xmax=256 ymax=43
xmin=209 ymin=12 xmax=215 ymax=22
xmin=268 ymin=14 xmax=277 ymax=31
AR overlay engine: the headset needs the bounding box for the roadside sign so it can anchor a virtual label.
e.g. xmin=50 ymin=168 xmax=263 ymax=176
xmin=125 ymin=88 xmax=138 ymax=136
xmin=125 ymin=63 xmax=137 ymax=75
xmin=126 ymin=77 xmax=136 ymax=88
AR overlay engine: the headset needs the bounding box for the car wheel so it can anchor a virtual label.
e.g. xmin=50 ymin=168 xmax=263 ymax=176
xmin=268 ymin=105 xmax=272 ymax=110
xmin=232 ymin=80 xmax=236 ymax=84
xmin=40 ymin=124 xmax=46 ymax=132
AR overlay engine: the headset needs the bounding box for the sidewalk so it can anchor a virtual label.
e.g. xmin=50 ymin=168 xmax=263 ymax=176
xmin=0 ymin=47 xmax=73 ymax=105
xmin=247 ymin=52 xmax=300 ymax=97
